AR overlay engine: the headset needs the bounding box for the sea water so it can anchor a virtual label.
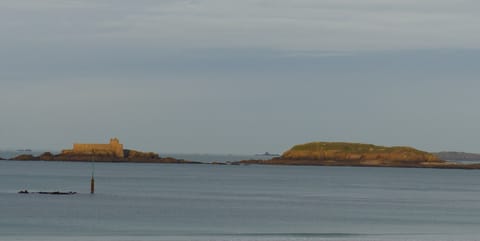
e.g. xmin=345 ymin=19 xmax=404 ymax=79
xmin=1 ymin=160 xmax=480 ymax=241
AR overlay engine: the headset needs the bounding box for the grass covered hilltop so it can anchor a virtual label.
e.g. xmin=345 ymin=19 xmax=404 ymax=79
xmin=283 ymin=142 xmax=440 ymax=163
xmin=237 ymin=142 xmax=454 ymax=168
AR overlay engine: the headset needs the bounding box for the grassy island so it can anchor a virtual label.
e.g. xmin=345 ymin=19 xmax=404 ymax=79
xmin=236 ymin=141 xmax=456 ymax=168
xmin=282 ymin=142 xmax=440 ymax=163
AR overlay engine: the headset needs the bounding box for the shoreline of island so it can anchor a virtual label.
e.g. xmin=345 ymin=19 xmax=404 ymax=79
xmin=5 ymin=151 xmax=202 ymax=164
xmin=4 ymin=153 xmax=480 ymax=170
xmin=4 ymin=140 xmax=480 ymax=170
xmin=231 ymin=158 xmax=480 ymax=169
xmin=4 ymin=152 xmax=480 ymax=169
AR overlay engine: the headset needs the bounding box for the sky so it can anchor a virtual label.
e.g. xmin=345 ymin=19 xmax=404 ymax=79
xmin=1 ymin=0 xmax=480 ymax=154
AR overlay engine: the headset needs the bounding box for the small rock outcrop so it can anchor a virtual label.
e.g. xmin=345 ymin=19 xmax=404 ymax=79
xmin=124 ymin=149 xmax=160 ymax=160
xmin=39 ymin=152 xmax=55 ymax=161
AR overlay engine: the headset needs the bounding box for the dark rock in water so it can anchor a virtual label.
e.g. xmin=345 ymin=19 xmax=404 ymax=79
xmin=18 ymin=190 xmax=77 ymax=195
xmin=37 ymin=191 xmax=77 ymax=195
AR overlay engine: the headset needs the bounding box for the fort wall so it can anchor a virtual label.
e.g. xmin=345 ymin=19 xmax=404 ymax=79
xmin=62 ymin=138 xmax=124 ymax=158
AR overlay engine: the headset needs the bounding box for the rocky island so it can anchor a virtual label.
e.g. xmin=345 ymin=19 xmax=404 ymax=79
xmin=6 ymin=139 xmax=480 ymax=169
xmin=9 ymin=138 xmax=200 ymax=164
xmin=235 ymin=142 xmax=480 ymax=169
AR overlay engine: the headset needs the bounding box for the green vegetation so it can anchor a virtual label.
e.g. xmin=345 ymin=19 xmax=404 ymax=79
xmin=288 ymin=142 xmax=429 ymax=155
xmin=238 ymin=142 xmax=464 ymax=168
xmin=281 ymin=141 xmax=440 ymax=162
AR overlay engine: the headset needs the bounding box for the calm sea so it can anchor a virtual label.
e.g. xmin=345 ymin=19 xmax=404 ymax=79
xmin=2 ymin=159 xmax=480 ymax=241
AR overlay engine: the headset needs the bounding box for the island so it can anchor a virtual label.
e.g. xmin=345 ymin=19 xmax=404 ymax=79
xmin=234 ymin=142 xmax=480 ymax=169
xmin=6 ymin=139 xmax=480 ymax=169
xmin=9 ymin=138 xmax=201 ymax=164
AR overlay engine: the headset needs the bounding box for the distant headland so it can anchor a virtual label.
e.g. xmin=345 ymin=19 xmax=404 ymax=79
xmin=8 ymin=138 xmax=200 ymax=164
xmin=234 ymin=142 xmax=480 ymax=169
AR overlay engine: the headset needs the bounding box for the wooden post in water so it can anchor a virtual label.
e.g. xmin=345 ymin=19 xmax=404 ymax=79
xmin=90 ymin=150 xmax=95 ymax=194
xmin=90 ymin=176 xmax=95 ymax=194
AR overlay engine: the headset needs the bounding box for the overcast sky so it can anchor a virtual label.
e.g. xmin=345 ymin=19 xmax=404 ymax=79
xmin=1 ymin=0 xmax=480 ymax=154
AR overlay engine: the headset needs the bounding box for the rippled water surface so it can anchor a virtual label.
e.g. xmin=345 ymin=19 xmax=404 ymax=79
xmin=1 ymin=160 xmax=480 ymax=241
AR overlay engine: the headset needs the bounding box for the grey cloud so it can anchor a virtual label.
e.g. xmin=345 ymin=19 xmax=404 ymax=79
xmin=2 ymin=1 xmax=480 ymax=153
xmin=1 ymin=0 xmax=480 ymax=51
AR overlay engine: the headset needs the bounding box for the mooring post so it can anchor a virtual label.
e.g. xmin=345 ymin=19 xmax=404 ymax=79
xmin=90 ymin=176 xmax=95 ymax=194
xmin=90 ymin=149 xmax=95 ymax=194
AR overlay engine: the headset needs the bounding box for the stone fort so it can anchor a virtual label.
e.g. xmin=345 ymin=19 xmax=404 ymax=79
xmin=62 ymin=138 xmax=124 ymax=158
